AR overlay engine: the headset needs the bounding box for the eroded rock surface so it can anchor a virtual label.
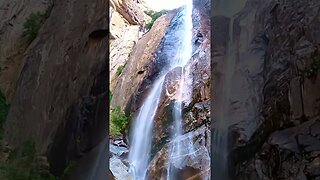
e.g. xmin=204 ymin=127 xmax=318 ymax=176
xmin=109 ymin=0 xmax=151 ymax=91
xmin=0 ymin=0 xmax=51 ymax=101
xmin=2 ymin=0 xmax=108 ymax=176
xmin=212 ymin=0 xmax=320 ymax=178
xmin=111 ymin=9 xmax=179 ymax=112
xmin=147 ymin=125 xmax=211 ymax=180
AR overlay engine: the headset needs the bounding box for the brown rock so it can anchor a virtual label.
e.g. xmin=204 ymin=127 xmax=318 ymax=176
xmin=3 ymin=0 xmax=108 ymax=175
xmin=146 ymin=126 xmax=210 ymax=180
xmin=0 ymin=0 xmax=50 ymax=102
xmin=111 ymin=10 xmax=177 ymax=111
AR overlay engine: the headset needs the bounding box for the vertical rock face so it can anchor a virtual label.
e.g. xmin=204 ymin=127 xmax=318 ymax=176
xmin=0 ymin=0 xmax=50 ymax=102
xmin=111 ymin=9 xmax=179 ymax=112
xmin=109 ymin=0 xmax=151 ymax=91
xmin=212 ymin=0 xmax=320 ymax=178
xmin=2 ymin=0 xmax=108 ymax=175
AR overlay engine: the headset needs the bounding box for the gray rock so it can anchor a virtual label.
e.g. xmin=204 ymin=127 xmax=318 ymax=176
xmin=269 ymin=127 xmax=300 ymax=153
xmin=110 ymin=144 xmax=129 ymax=157
xmin=305 ymin=157 xmax=320 ymax=176
xmin=297 ymin=135 xmax=320 ymax=152
xmin=110 ymin=156 xmax=132 ymax=180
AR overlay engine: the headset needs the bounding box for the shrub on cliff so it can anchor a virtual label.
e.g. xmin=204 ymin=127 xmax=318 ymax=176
xmin=0 ymin=140 xmax=57 ymax=180
xmin=23 ymin=12 xmax=47 ymax=42
xmin=0 ymin=91 xmax=9 ymax=140
xmin=116 ymin=65 xmax=125 ymax=76
xmin=109 ymin=91 xmax=113 ymax=102
xmin=110 ymin=106 xmax=129 ymax=136
xmin=144 ymin=10 xmax=168 ymax=30
xmin=22 ymin=4 xmax=53 ymax=42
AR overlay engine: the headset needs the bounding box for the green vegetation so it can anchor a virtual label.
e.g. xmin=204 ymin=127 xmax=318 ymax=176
xmin=0 ymin=91 xmax=9 ymax=140
xmin=116 ymin=65 xmax=125 ymax=76
xmin=0 ymin=140 xmax=57 ymax=180
xmin=305 ymin=55 xmax=320 ymax=78
xmin=60 ymin=161 xmax=77 ymax=180
xmin=23 ymin=4 xmax=53 ymax=42
xmin=109 ymin=91 xmax=113 ymax=102
xmin=110 ymin=106 xmax=130 ymax=136
xmin=144 ymin=10 xmax=168 ymax=30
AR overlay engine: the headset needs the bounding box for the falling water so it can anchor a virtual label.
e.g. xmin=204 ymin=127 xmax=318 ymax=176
xmin=212 ymin=0 xmax=247 ymax=179
xmin=128 ymin=76 xmax=166 ymax=180
xmin=128 ymin=0 xmax=194 ymax=179
xmin=167 ymin=0 xmax=194 ymax=179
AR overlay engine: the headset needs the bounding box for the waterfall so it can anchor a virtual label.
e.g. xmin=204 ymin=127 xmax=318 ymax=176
xmin=167 ymin=0 xmax=194 ymax=179
xmin=128 ymin=75 xmax=166 ymax=180
xmin=212 ymin=0 xmax=247 ymax=179
xmin=128 ymin=0 xmax=194 ymax=179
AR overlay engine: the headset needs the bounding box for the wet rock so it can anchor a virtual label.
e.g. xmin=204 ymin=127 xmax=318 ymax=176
xmin=170 ymin=166 xmax=203 ymax=180
xmin=147 ymin=126 xmax=210 ymax=180
xmin=110 ymin=143 xmax=129 ymax=157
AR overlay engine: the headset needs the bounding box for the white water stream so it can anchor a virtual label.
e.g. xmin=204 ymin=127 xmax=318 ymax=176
xmin=128 ymin=0 xmax=194 ymax=179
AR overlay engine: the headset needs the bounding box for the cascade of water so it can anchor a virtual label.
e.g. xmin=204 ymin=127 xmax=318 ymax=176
xmin=167 ymin=0 xmax=194 ymax=179
xmin=212 ymin=0 xmax=247 ymax=179
xmin=128 ymin=0 xmax=194 ymax=179
xmin=128 ymin=76 xmax=166 ymax=180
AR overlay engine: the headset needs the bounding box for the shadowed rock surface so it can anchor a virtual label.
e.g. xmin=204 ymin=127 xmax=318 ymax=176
xmin=0 ymin=0 xmax=108 ymax=177
xmin=212 ymin=0 xmax=320 ymax=179
xmin=0 ymin=0 xmax=51 ymax=102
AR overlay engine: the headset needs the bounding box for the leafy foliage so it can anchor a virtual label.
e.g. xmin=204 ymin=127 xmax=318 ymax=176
xmin=116 ymin=65 xmax=125 ymax=76
xmin=110 ymin=106 xmax=129 ymax=136
xmin=0 ymin=91 xmax=9 ymax=140
xmin=23 ymin=12 xmax=47 ymax=42
xmin=305 ymin=55 xmax=320 ymax=78
xmin=60 ymin=161 xmax=77 ymax=180
xmin=109 ymin=91 xmax=113 ymax=102
xmin=22 ymin=4 xmax=53 ymax=42
xmin=144 ymin=10 xmax=168 ymax=30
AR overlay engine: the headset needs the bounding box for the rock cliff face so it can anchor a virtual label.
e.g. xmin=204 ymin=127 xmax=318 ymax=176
xmin=109 ymin=0 xmax=151 ymax=91
xmin=0 ymin=0 xmax=51 ymax=102
xmin=212 ymin=0 xmax=320 ymax=179
xmin=111 ymin=9 xmax=178 ymax=112
xmin=1 ymin=0 xmax=108 ymax=176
